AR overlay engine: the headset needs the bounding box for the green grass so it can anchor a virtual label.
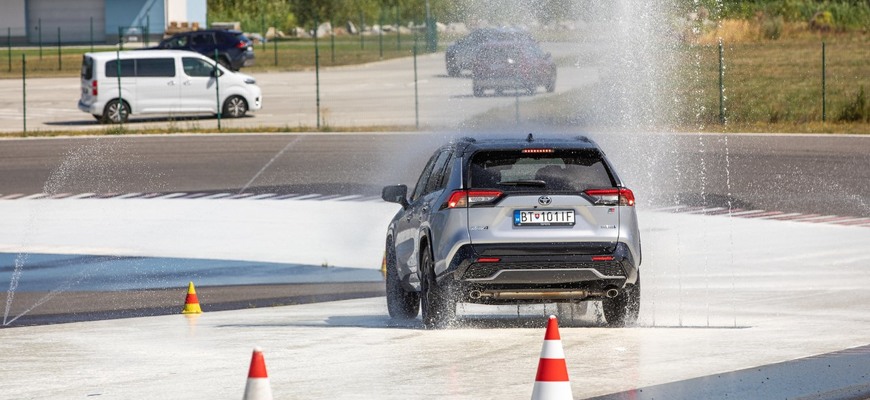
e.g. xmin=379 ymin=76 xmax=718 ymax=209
xmin=469 ymin=34 xmax=869 ymax=133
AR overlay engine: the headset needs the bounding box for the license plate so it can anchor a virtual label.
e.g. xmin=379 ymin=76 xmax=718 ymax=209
xmin=513 ymin=210 xmax=575 ymax=226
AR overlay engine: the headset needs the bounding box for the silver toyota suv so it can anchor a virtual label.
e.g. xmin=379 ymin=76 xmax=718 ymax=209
xmin=382 ymin=135 xmax=641 ymax=328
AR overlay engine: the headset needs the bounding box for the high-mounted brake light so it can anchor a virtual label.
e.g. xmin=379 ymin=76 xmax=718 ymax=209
xmin=584 ymin=188 xmax=635 ymax=206
xmin=522 ymin=148 xmax=554 ymax=154
xmin=446 ymin=189 xmax=503 ymax=208
xmin=91 ymin=80 xmax=98 ymax=96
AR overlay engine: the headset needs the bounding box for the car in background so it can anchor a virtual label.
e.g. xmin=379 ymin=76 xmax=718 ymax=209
xmin=381 ymin=135 xmax=642 ymax=329
xmin=445 ymin=27 xmax=535 ymax=77
xmin=78 ymin=50 xmax=262 ymax=123
xmin=471 ymin=41 xmax=556 ymax=96
xmin=156 ymin=29 xmax=255 ymax=71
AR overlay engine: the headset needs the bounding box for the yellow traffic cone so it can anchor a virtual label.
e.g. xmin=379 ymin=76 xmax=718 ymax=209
xmin=181 ymin=281 xmax=203 ymax=314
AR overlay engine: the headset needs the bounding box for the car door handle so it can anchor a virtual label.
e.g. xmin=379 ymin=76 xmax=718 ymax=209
xmin=167 ymin=81 xmax=175 ymax=86
xmin=183 ymin=81 xmax=192 ymax=86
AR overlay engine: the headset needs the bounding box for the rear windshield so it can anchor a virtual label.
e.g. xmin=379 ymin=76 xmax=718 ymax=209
xmin=81 ymin=56 xmax=93 ymax=80
xmin=469 ymin=150 xmax=614 ymax=192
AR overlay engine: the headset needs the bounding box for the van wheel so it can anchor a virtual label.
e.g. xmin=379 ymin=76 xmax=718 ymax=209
xmin=101 ymin=100 xmax=129 ymax=124
xmin=222 ymin=96 xmax=248 ymax=118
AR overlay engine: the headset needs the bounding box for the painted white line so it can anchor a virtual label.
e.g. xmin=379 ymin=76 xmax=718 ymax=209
xmin=0 ymin=193 xmax=25 ymax=200
xmin=202 ymin=193 xmax=233 ymax=199
xmin=152 ymin=193 xmax=189 ymax=199
xmin=115 ymin=192 xmax=144 ymax=199
xmin=246 ymin=193 xmax=279 ymax=200
xmin=19 ymin=193 xmax=48 ymax=200
xmin=686 ymin=207 xmax=726 ymax=214
xmin=67 ymin=193 xmax=97 ymax=199
xmin=287 ymin=194 xmax=322 ymax=201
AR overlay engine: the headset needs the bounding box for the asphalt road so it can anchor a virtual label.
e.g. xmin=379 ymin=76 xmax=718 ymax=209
xmin=1 ymin=132 xmax=868 ymax=217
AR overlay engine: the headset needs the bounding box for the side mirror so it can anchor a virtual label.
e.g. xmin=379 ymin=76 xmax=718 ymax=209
xmin=211 ymin=68 xmax=223 ymax=77
xmin=382 ymin=184 xmax=409 ymax=208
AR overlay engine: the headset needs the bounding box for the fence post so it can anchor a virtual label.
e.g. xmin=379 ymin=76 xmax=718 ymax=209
xmin=214 ymin=49 xmax=221 ymax=131
xmin=330 ymin=20 xmax=335 ymax=64
xmin=273 ymin=38 xmax=277 ymax=66
xmin=395 ymin=5 xmax=401 ymax=51
xmin=315 ymin=19 xmax=321 ymax=129
xmin=90 ymin=17 xmax=94 ymax=52
xmin=118 ymin=27 xmax=123 ymax=50
xmin=38 ymin=18 xmax=43 ymax=60
xmin=413 ymin=35 xmax=419 ymax=129
xmin=22 ymin=54 xmax=26 ymax=134
xmin=822 ymin=41 xmax=826 ymax=122
xmin=379 ymin=13 xmax=384 ymax=59
xmin=116 ymin=49 xmax=123 ymax=128
xmin=7 ymin=27 xmax=10 ymax=72
xmin=359 ymin=11 xmax=365 ymax=50
xmin=56 ymin=27 xmax=61 ymax=70
xmin=718 ymin=39 xmax=725 ymax=125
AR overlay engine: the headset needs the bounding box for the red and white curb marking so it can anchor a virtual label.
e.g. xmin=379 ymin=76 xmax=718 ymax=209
xmin=652 ymin=205 xmax=870 ymax=228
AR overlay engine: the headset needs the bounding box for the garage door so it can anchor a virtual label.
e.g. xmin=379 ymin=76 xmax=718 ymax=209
xmin=26 ymin=0 xmax=105 ymax=44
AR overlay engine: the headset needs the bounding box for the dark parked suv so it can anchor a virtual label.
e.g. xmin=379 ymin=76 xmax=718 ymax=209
xmin=156 ymin=29 xmax=254 ymax=71
xmin=472 ymin=41 xmax=556 ymax=96
xmin=382 ymin=135 xmax=642 ymax=329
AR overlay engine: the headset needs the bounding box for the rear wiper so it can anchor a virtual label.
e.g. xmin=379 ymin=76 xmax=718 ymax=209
xmin=497 ymin=180 xmax=546 ymax=187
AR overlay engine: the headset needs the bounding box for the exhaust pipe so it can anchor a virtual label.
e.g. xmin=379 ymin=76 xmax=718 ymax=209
xmin=605 ymin=288 xmax=620 ymax=299
xmin=469 ymin=290 xmax=483 ymax=300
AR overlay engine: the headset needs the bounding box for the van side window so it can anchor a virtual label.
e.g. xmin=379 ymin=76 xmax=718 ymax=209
xmin=105 ymin=59 xmax=135 ymax=77
xmin=182 ymin=57 xmax=216 ymax=77
xmin=136 ymin=58 xmax=175 ymax=77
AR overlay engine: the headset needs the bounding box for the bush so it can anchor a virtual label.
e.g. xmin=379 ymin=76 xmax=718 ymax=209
xmin=838 ymin=87 xmax=868 ymax=122
xmin=762 ymin=15 xmax=784 ymax=39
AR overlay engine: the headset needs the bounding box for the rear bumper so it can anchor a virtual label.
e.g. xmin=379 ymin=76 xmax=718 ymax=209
xmin=442 ymin=241 xmax=638 ymax=303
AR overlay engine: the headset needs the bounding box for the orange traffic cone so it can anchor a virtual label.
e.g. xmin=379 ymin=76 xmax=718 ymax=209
xmin=531 ymin=315 xmax=573 ymax=400
xmin=243 ymin=347 xmax=273 ymax=400
xmin=181 ymin=281 xmax=202 ymax=314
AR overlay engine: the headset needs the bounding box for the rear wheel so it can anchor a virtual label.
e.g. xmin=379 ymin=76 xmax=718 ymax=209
xmin=603 ymin=275 xmax=641 ymax=327
xmin=420 ymin=249 xmax=456 ymax=329
xmin=556 ymin=302 xmax=588 ymax=327
xmin=101 ymin=99 xmax=129 ymax=124
xmin=385 ymin=240 xmax=419 ymax=320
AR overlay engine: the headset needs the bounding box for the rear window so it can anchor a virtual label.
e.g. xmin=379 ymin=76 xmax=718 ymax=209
xmin=469 ymin=150 xmax=614 ymax=192
xmin=81 ymin=56 xmax=93 ymax=80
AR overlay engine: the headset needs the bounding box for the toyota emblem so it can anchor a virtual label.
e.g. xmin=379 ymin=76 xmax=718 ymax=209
xmin=538 ymin=196 xmax=552 ymax=206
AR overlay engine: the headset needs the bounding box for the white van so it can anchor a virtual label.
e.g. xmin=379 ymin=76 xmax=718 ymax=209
xmin=78 ymin=50 xmax=262 ymax=123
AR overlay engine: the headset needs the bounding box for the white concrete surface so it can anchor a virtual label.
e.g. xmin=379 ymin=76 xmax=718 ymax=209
xmin=0 ymin=199 xmax=868 ymax=398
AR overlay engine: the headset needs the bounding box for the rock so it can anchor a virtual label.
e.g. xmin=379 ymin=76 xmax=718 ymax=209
xmin=346 ymin=21 xmax=358 ymax=35
xmin=317 ymin=22 xmax=332 ymax=37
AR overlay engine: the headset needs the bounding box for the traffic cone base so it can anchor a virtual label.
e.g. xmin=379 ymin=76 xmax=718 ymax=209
xmin=181 ymin=281 xmax=202 ymax=314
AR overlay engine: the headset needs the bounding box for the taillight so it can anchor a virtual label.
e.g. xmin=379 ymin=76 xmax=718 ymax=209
xmin=446 ymin=189 xmax=503 ymax=208
xmin=236 ymin=41 xmax=247 ymax=49
xmin=476 ymin=257 xmax=501 ymax=263
xmin=91 ymin=80 xmax=97 ymax=96
xmin=591 ymin=256 xmax=614 ymax=261
xmin=584 ymin=188 xmax=635 ymax=206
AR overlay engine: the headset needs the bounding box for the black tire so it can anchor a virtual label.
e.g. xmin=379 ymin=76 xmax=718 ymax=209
xmin=101 ymin=99 xmax=129 ymax=124
xmin=222 ymin=95 xmax=248 ymax=118
xmin=92 ymin=114 xmax=101 ymax=121
xmin=385 ymin=240 xmax=419 ymax=320
xmin=447 ymin=63 xmax=460 ymax=77
xmin=602 ymin=275 xmax=641 ymax=327
xmin=472 ymin=83 xmax=484 ymax=97
xmin=218 ymin=56 xmax=232 ymax=71
xmin=420 ymin=248 xmax=456 ymax=329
